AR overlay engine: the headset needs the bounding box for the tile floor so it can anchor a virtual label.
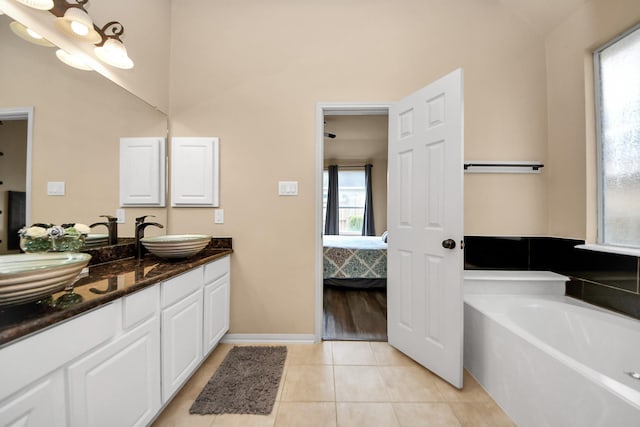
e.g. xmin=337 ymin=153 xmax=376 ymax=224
xmin=151 ymin=341 xmax=515 ymax=427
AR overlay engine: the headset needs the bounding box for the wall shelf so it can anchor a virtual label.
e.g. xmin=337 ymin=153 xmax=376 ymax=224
xmin=463 ymin=161 xmax=544 ymax=174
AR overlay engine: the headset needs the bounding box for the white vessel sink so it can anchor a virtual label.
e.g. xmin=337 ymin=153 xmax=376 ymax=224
xmin=0 ymin=253 xmax=91 ymax=306
xmin=140 ymin=234 xmax=211 ymax=259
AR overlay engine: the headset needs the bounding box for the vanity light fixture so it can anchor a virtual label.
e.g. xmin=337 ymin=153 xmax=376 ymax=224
xmin=53 ymin=1 xmax=101 ymax=44
xmin=9 ymin=20 xmax=55 ymax=47
xmin=14 ymin=0 xmax=53 ymax=11
xmin=94 ymin=22 xmax=133 ymax=69
xmin=48 ymin=0 xmax=134 ymax=69
xmin=55 ymin=48 xmax=92 ymax=71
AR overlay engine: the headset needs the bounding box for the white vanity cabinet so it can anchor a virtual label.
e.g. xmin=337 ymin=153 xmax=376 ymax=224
xmin=67 ymin=286 xmax=161 ymax=427
xmin=171 ymin=137 xmax=220 ymax=207
xmin=0 ymin=303 xmax=117 ymax=427
xmin=203 ymin=256 xmax=230 ymax=355
xmin=0 ymin=254 xmax=231 ymax=427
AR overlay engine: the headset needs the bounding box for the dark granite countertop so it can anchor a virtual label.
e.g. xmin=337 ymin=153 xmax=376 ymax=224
xmin=0 ymin=240 xmax=232 ymax=348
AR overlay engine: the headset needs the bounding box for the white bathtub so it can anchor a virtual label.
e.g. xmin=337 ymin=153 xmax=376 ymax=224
xmin=464 ymin=271 xmax=640 ymax=427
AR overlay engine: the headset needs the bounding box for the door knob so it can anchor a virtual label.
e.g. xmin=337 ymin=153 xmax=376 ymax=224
xmin=442 ymin=239 xmax=456 ymax=249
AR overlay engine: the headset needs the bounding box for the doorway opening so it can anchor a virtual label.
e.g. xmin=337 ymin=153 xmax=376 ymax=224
xmin=0 ymin=107 xmax=33 ymax=255
xmin=315 ymin=105 xmax=390 ymax=341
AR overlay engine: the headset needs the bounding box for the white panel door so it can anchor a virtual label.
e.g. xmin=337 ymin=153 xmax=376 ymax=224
xmin=387 ymin=69 xmax=464 ymax=388
xmin=120 ymin=137 xmax=166 ymax=206
xmin=171 ymin=137 xmax=220 ymax=206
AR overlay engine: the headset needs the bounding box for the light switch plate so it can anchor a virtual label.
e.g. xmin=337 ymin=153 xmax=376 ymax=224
xmin=116 ymin=209 xmax=126 ymax=224
xmin=214 ymin=209 xmax=224 ymax=224
xmin=47 ymin=181 xmax=65 ymax=196
xmin=278 ymin=181 xmax=298 ymax=196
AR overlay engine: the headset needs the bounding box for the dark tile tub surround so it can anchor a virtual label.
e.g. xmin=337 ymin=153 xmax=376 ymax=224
xmin=0 ymin=238 xmax=233 ymax=347
xmin=464 ymin=236 xmax=640 ymax=321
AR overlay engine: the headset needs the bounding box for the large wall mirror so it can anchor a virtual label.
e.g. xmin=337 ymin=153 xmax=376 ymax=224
xmin=0 ymin=12 xmax=168 ymax=254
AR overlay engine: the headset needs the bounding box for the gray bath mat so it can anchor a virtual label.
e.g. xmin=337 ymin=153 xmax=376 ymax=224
xmin=190 ymin=346 xmax=287 ymax=415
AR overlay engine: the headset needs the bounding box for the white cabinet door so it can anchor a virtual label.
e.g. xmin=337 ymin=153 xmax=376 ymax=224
xmin=120 ymin=137 xmax=166 ymax=207
xmin=171 ymin=137 xmax=219 ymax=207
xmin=203 ymin=274 xmax=230 ymax=355
xmin=0 ymin=371 xmax=66 ymax=427
xmin=161 ymin=289 xmax=203 ymax=402
xmin=67 ymin=316 xmax=161 ymax=427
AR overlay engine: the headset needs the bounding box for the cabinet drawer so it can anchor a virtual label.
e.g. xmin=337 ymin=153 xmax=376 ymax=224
xmin=161 ymin=267 xmax=203 ymax=308
xmin=204 ymin=256 xmax=230 ymax=284
xmin=123 ymin=285 xmax=160 ymax=330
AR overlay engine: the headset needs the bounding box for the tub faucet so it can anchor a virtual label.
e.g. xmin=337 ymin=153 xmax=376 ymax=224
xmin=90 ymin=215 xmax=118 ymax=245
xmin=135 ymin=215 xmax=164 ymax=260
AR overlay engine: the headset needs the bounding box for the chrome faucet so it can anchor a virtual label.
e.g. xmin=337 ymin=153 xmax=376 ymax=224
xmin=90 ymin=215 xmax=119 ymax=245
xmin=135 ymin=215 xmax=164 ymax=260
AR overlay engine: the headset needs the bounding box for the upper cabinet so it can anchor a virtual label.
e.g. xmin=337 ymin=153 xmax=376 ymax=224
xmin=171 ymin=137 xmax=220 ymax=207
xmin=120 ymin=137 xmax=166 ymax=207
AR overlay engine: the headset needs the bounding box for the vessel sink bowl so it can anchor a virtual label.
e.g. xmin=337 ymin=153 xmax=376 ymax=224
xmin=140 ymin=234 xmax=211 ymax=259
xmin=83 ymin=233 xmax=109 ymax=248
xmin=0 ymin=253 xmax=91 ymax=306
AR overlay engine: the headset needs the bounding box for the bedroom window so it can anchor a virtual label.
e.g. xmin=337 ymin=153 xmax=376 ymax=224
xmin=594 ymin=24 xmax=640 ymax=248
xmin=322 ymin=169 xmax=366 ymax=235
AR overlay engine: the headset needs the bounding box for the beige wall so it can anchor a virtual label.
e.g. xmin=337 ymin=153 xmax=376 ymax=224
xmin=0 ymin=120 xmax=27 ymax=253
xmin=0 ymin=15 xmax=168 ymax=241
xmin=169 ymin=0 xmax=549 ymax=334
xmin=546 ymin=0 xmax=640 ymax=240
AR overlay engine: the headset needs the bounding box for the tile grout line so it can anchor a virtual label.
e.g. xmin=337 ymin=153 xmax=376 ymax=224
xmin=331 ymin=342 xmax=339 ymax=427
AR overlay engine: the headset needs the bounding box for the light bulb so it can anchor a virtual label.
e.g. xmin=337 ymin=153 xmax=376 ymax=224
xmin=25 ymin=28 xmax=43 ymax=40
xmin=54 ymin=7 xmax=101 ymax=43
xmin=70 ymin=20 xmax=89 ymax=36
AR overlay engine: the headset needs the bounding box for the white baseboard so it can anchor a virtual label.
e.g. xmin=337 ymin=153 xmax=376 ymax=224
xmin=222 ymin=334 xmax=317 ymax=344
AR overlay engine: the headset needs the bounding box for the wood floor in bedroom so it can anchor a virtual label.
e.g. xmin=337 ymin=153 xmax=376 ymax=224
xmin=322 ymin=286 xmax=387 ymax=341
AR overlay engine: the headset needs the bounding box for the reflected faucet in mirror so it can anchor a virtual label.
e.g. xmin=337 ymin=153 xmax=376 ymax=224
xmin=135 ymin=215 xmax=163 ymax=260
xmin=89 ymin=215 xmax=118 ymax=245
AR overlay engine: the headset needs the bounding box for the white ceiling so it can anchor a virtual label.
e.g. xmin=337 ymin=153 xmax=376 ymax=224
xmin=499 ymin=0 xmax=592 ymax=35
xmin=323 ymin=115 xmax=389 ymax=161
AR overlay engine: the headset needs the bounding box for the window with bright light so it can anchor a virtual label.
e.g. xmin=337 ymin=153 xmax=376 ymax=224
xmin=322 ymin=169 xmax=366 ymax=235
xmin=595 ymin=24 xmax=640 ymax=248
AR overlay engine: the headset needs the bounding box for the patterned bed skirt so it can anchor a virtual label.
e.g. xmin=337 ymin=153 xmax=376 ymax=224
xmin=323 ymin=246 xmax=387 ymax=280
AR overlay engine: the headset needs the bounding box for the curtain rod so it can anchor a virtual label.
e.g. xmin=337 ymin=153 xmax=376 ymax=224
xmin=325 ymin=164 xmax=372 ymax=169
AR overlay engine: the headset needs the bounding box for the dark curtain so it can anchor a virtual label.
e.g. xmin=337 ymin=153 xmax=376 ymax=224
xmin=324 ymin=165 xmax=339 ymax=235
xmin=362 ymin=164 xmax=376 ymax=236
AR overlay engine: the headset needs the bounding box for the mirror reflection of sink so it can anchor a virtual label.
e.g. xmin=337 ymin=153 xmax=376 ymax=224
xmin=140 ymin=235 xmax=211 ymax=259
xmin=83 ymin=234 xmax=109 ymax=249
xmin=0 ymin=253 xmax=91 ymax=306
